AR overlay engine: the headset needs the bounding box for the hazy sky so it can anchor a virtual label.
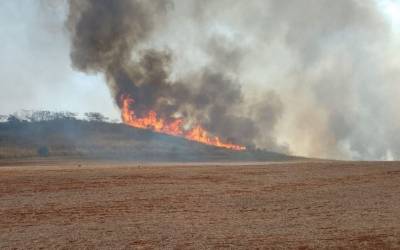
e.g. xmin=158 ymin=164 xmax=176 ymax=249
xmin=1 ymin=0 xmax=400 ymax=160
xmin=0 ymin=0 xmax=119 ymax=119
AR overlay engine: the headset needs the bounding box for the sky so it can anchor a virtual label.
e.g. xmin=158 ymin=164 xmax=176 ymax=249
xmin=0 ymin=0 xmax=119 ymax=119
xmin=1 ymin=0 xmax=400 ymax=160
xmin=380 ymin=0 xmax=400 ymax=29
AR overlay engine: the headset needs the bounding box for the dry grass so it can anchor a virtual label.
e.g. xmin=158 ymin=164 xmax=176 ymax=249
xmin=0 ymin=146 xmax=36 ymax=158
xmin=1 ymin=160 xmax=400 ymax=249
xmin=0 ymin=121 xmax=294 ymax=161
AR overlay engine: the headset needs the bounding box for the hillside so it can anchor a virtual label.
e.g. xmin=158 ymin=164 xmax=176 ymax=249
xmin=0 ymin=120 xmax=296 ymax=162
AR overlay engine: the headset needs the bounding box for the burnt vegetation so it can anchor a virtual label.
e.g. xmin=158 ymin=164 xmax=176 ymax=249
xmin=0 ymin=110 xmax=295 ymax=162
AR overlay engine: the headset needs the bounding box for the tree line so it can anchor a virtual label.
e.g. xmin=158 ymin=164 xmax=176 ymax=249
xmin=0 ymin=110 xmax=116 ymax=123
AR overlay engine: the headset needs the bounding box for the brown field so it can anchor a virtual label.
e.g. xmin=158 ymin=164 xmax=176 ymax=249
xmin=1 ymin=160 xmax=400 ymax=249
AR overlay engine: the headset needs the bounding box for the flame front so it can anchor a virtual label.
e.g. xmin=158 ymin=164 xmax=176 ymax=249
xmin=121 ymin=95 xmax=246 ymax=151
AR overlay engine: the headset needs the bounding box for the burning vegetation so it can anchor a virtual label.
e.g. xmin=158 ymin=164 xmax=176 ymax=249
xmin=121 ymin=95 xmax=246 ymax=150
xmin=66 ymin=0 xmax=286 ymax=153
xmin=0 ymin=110 xmax=293 ymax=161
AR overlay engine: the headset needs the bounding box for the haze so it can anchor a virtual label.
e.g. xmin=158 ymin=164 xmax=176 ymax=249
xmin=1 ymin=0 xmax=400 ymax=160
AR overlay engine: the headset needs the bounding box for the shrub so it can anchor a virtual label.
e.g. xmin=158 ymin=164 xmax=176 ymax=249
xmin=84 ymin=112 xmax=109 ymax=122
xmin=37 ymin=146 xmax=49 ymax=157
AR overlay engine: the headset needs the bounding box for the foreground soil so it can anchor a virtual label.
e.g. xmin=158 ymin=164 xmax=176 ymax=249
xmin=1 ymin=160 xmax=400 ymax=249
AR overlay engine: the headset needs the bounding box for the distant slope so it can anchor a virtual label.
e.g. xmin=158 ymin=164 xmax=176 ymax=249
xmin=0 ymin=120 xmax=298 ymax=161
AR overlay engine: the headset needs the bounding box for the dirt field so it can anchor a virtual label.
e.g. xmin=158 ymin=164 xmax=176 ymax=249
xmin=1 ymin=160 xmax=400 ymax=249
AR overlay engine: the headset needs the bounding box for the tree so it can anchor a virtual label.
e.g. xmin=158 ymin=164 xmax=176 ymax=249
xmin=62 ymin=112 xmax=78 ymax=120
xmin=7 ymin=115 xmax=21 ymax=124
xmin=26 ymin=110 xmax=52 ymax=122
xmin=37 ymin=146 xmax=49 ymax=157
xmin=85 ymin=112 xmax=109 ymax=122
xmin=52 ymin=111 xmax=77 ymax=121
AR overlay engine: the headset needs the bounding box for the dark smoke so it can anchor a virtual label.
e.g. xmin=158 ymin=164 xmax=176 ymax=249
xmin=66 ymin=0 xmax=397 ymax=159
xmin=67 ymin=0 xmax=284 ymax=149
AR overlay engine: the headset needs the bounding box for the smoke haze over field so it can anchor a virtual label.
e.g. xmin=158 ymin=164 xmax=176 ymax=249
xmin=1 ymin=0 xmax=400 ymax=160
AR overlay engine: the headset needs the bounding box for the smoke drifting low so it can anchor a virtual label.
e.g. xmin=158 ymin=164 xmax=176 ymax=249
xmin=66 ymin=0 xmax=400 ymax=159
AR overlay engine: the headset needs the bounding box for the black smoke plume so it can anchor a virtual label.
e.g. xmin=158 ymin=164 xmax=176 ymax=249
xmin=67 ymin=0 xmax=284 ymax=149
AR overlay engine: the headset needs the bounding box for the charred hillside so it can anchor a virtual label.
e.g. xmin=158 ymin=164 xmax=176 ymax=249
xmin=0 ymin=120 xmax=296 ymax=162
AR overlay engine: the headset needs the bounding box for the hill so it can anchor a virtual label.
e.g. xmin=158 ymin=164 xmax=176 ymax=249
xmin=0 ymin=120 xmax=297 ymax=162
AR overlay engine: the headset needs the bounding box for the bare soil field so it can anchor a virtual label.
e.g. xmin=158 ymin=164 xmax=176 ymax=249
xmin=1 ymin=160 xmax=400 ymax=249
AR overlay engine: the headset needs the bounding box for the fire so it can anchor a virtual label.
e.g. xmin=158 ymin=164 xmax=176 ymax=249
xmin=121 ymin=95 xmax=246 ymax=151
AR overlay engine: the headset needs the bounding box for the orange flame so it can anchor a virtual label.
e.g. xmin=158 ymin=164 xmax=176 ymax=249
xmin=121 ymin=95 xmax=246 ymax=151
